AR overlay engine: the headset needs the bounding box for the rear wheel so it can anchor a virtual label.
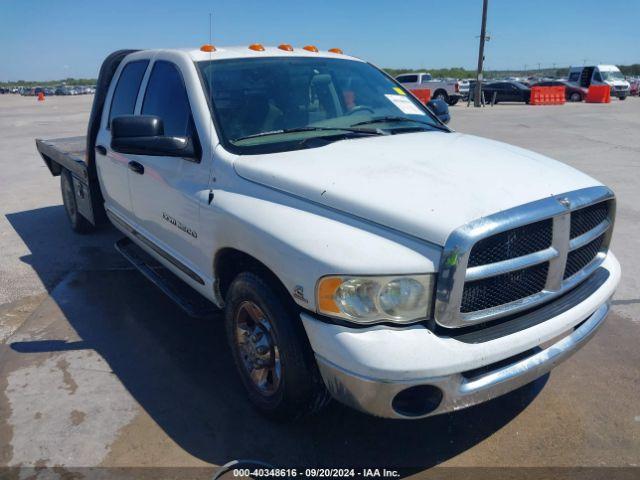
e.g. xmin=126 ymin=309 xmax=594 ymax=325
xmin=432 ymin=89 xmax=449 ymax=103
xmin=446 ymin=97 xmax=459 ymax=106
xmin=569 ymin=92 xmax=582 ymax=102
xmin=225 ymin=272 xmax=330 ymax=420
xmin=61 ymin=170 xmax=94 ymax=233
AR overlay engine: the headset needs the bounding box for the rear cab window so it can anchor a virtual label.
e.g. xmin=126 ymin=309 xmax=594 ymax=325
xmin=108 ymin=60 xmax=149 ymax=128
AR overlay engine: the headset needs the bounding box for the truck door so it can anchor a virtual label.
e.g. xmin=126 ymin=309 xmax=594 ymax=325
xmin=126 ymin=60 xmax=210 ymax=282
xmin=95 ymin=59 xmax=149 ymax=219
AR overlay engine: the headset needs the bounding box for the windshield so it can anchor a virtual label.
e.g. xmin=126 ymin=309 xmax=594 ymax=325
xmin=600 ymin=70 xmax=624 ymax=81
xmin=197 ymin=57 xmax=443 ymax=154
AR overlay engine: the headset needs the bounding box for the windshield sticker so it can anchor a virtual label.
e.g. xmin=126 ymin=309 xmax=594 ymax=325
xmin=384 ymin=94 xmax=425 ymax=115
xmin=392 ymin=87 xmax=406 ymax=95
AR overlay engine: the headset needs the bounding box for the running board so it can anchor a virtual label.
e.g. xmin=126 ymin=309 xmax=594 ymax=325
xmin=115 ymin=237 xmax=218 ymax=319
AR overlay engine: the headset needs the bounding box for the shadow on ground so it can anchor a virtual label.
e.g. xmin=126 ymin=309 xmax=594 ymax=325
xmin=5 ymin=206 xmax=547 ymax=469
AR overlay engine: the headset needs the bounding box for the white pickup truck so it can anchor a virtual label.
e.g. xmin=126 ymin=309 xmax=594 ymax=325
xmin=36 ymin=46 xmax=620 ymax=420
xmin=395 ymin=72 xmax=462 ymax=105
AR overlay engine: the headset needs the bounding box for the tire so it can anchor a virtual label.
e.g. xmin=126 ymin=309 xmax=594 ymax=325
xmin=224 ymin=272 xmax=330 ymax=420
xmin=569 ymin=92 xmax=582 ymax=102
xmin=61 ymin=170 xmax=94 ymax=233
xmin=619 ymin=95 xmax=627 ymax=101
xmin=446 ymin=97 xmax=459 ymax=106
xmin=432 ymin=90 xmax=449 ymax=103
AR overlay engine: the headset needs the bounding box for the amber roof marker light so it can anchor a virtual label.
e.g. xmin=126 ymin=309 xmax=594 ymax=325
xmin=200 ymin=44 xmax=216 ymax=52
xmin=249 ymin=43 xmax=265 ymax=51
xmin=278 ymin=44 xmax=294 ymax=52
xmin=303 ymin=45 xmax=319 ymax=52
xmin=328 ymin=48 xmax=344 ymax=54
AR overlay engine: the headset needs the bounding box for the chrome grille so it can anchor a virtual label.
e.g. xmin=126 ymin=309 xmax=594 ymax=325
xmin=435 ymin=187 xmax=615 ymax=328
xmin=467 ymin=219 xmax=552 ymax=268
xmin=564 ymin=234 xmax=605 ymax=279
xmin=570 ymin=202 xmax=609 ymax=239
xmin=461 ymin=262 xmax=549 ymax=313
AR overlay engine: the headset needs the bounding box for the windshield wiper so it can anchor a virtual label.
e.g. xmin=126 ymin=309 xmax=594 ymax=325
xmin=350 ymin=116 xmax=449 ymax=132
xmin=232 ymin=126 xmax=384 ymax=142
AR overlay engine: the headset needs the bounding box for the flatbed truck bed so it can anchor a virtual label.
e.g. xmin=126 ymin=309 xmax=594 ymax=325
xmin=35 ymin=135 xmax=105 ymax=226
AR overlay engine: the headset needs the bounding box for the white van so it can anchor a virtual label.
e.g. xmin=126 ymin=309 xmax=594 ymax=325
xmin=568 ymin=64 xmax=630 ymax=100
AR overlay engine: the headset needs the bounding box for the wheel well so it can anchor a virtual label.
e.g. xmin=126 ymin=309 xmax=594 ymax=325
xmin=214 ymin=248 xmax=291 ymax=304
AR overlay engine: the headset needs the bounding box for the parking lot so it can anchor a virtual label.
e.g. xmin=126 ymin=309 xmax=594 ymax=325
xmin=1 ymin=94 xmax=639 ymax=476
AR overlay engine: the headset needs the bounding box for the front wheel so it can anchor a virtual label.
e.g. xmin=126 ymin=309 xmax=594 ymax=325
xmin=618 ymin=95 xmax=627 ymax=101
xmin=225 ymin=272 xmax=330 ymax=420
xmin=569 ymin=92 xmax=582 ymax=102
xmin=61 ymin=170 xmax=94 ymax=233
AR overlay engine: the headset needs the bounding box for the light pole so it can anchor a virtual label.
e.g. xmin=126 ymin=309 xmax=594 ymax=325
xmin=474 ymin=0 xmax=489 ymax=107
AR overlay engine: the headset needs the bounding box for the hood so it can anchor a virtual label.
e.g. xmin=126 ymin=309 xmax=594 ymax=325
xmin=603 ymin=79 xmax=630 ymax=88
xmin=234 ymin=132 xmax=601 ymax=246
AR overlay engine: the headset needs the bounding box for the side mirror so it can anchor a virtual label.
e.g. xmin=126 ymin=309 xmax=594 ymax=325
xmin=111 ymin=115 xmax=199 ymax=160
xmin=426 ymin=98 xmax=450 ymax=124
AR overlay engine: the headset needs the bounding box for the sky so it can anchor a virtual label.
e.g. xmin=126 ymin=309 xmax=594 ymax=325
xmin=1 ymin=0 xmax=639 ymax=81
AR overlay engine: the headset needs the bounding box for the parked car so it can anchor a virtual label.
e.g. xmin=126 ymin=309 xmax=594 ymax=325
xmin=628 ymin=78 xmax=639 ymax=96
xmin=532 ymin=80 xmax=588 ymax=102
xmin=568 ymin=65 xmax=630 ymax=100
xmin=22 ymin=87 xmax=44 ymax=96
xmin=478 ymin=81 xmax=531 ymax=103
xmin=36 ymin=46 xmax=619 ymax=421
xmin=395 ymin=72 xmax=462 ymax=106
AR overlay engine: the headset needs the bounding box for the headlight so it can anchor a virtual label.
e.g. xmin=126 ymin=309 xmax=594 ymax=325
xmin=316 ymin=274 xmax=435 ymax=324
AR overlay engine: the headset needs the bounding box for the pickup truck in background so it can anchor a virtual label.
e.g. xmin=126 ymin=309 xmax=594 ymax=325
xmin=36 ymin=46 xmax=620 ymax=420
xmin=395 ymin=72 xmax=462 ymax=106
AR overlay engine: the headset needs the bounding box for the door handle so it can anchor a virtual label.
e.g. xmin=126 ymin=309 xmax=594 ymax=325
xmin=128 ymin=161 xmax=145 ymax=175
xmin=95 ymin=145 xmax=107 ymax=155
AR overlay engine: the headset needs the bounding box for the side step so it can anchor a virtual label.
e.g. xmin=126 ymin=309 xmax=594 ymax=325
xmin=115 ymin=237 xmax=218 ymax=319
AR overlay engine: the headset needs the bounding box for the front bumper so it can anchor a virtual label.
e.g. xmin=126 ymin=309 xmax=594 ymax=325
xmin=611 ymin=87 xmax=629 ymax=98
xmin=301 ymin=253 xmax=620 ymax=419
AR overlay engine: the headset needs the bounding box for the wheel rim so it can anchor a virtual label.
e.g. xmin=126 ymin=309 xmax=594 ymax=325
xmin=234 ymin=301 xmax=281 ymax=396
xmin=571 ymin=93 xmax=581 ymax=101
xmin=62 ymin=176 xmax=77 ymax=219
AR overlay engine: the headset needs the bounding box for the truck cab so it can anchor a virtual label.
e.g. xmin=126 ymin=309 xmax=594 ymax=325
xmin=568 ymin=64 xmax=630 ymax=99
xmin=36 ymin=46 xmax=620 ymax=421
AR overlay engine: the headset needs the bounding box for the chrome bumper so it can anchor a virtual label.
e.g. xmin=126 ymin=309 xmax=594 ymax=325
xmin=317 ymin=301 xmax=610 ymax=419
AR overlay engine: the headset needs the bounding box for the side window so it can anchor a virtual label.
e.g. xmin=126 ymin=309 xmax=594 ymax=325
xmin=593 ymin=71 xmax=603 ymax=82
xmin=142 ymin=61 xmax=196 ymax=138
xmin=108 ymin=60 xmax=149 ymax=128
xmin=569 ymin=72 xmax=580 ymax=82
xmin=397 ymin=75 xmax=418 ymax=84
